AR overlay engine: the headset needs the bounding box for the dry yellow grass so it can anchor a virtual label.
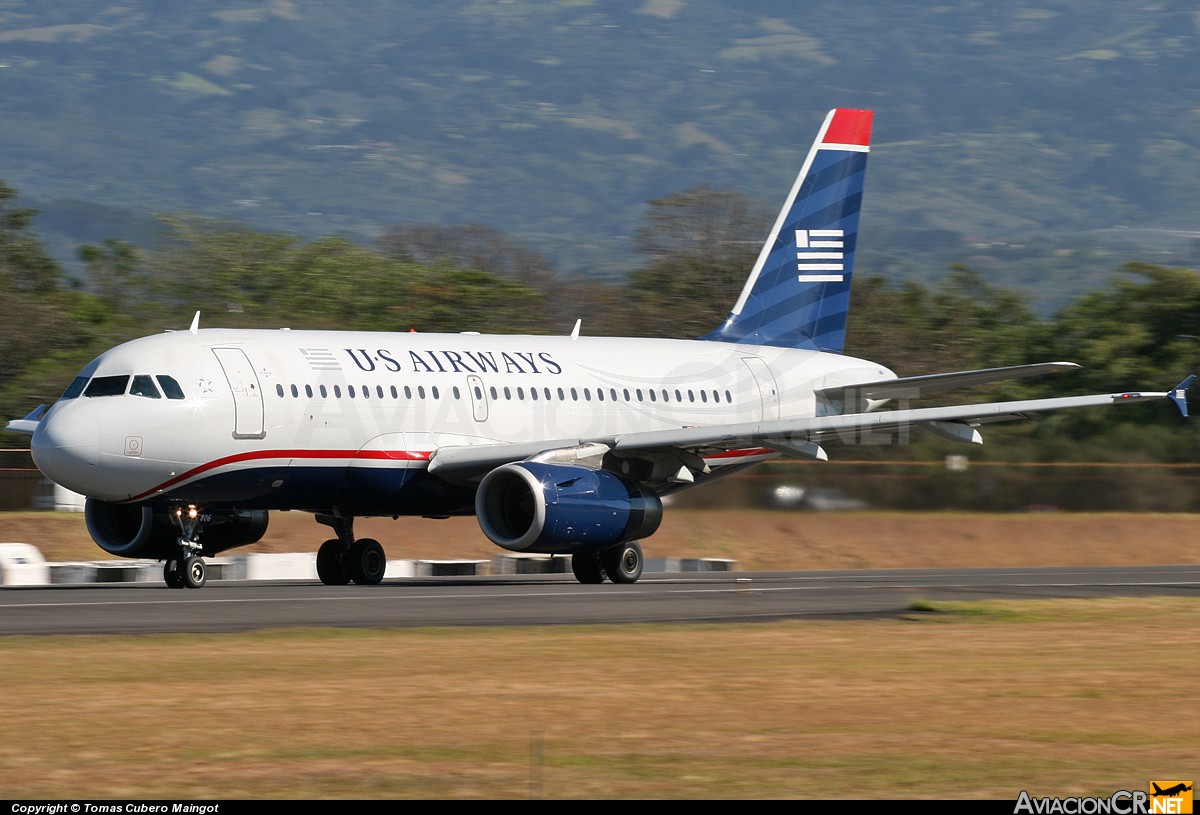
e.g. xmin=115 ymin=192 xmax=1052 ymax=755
xmin=3 ymin=509 xmax=1198 ymax=571
xmin=0 ymin=599 xmax=1196 ymax=799
xmin=1 ymin=510 xmax=1196 ymax=799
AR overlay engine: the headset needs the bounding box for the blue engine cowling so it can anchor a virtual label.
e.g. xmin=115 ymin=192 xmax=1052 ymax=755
xmin=475 ymin=462 xmax=663 ymax=553
xmin=84 ymin=498 xmax=269 ymax=559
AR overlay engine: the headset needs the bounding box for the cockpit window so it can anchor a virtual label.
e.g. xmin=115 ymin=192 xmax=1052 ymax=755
xmin=60 ymin=376 xmax=89 ymax=400
xmin=157 ymin=375 xmax=185 ymax=400
xmin=84 ymin=375 xmax=130 ymax=397
xmin=130 ymin=375 xmax=162 ymax=399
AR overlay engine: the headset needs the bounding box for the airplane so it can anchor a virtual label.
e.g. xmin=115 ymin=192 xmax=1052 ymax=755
xmin=1152 ymin=783 xmax=1193 ymax=797
xmin=5 ymin=108 xmax=1193 ymax=589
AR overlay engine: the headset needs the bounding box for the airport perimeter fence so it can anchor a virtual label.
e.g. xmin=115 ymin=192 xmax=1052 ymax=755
xmin=2 ymin=448 xmax=1198 ymax=513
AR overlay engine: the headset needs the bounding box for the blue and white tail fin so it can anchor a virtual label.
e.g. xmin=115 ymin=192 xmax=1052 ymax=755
xmin=702 ymin=108 xmax=873 ymax=352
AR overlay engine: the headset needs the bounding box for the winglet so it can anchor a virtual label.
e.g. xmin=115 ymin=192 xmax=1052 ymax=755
xmin=1168 ymin=375 xmax=1193 ymax=418
xmin=189 ymin=311 xmax=200 ymax=335
xmin=4 ymin=404 xmax=47 ymax=435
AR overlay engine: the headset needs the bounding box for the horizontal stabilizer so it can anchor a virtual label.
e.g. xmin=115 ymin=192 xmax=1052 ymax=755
xmin=816 ymin=362 xmax=1081 ymax=405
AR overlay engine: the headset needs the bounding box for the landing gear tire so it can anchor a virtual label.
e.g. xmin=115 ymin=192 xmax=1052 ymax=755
xmin=316 ymin=539 xmax=352 ymax=586
xmin=163 ymin=559 xmax=185 ymax=589
xmin=602 ymin=541 xmax=643 ymax=584
xmin=182 ymin=555 xmax=207 ymax=589
xmin=571 ymin=551 xmax=606 ymax=584
xmin=347 ymin=538 xmax=386 ymax=586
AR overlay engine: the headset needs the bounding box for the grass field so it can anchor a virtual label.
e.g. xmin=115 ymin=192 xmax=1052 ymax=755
xmin=0 ymin=510 xmax=1196 ymax=800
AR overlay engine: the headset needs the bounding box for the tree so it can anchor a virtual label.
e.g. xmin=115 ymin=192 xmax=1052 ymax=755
xmin=626 ymin=188 xmax=769 ymax=338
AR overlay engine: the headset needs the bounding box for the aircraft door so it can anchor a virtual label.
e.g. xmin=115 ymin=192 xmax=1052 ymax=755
xmin=742 ymin=357 xmax=781 ymax=421
xmin=467 ymin=375 xmax=488 ymax=422
xmin=212 ymin=348 xmax=266 ymax=439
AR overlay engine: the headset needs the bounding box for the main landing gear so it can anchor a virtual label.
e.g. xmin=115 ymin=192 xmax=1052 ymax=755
xmin=163 ymin=505 xmax=207 ymax=589
xmin=315 ymin=513 xmax=387 ymax=586
xmin=571 ymin=540 xmax=644 ymax=585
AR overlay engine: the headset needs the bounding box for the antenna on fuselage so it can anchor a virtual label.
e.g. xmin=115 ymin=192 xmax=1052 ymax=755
xmin=570 ymin=318 xmax=581 ymax=340
xmin=189 ymin=311 xmax=200 ymax=335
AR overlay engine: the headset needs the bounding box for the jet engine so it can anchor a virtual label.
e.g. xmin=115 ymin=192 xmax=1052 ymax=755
xmin=475 ymin=462 xmax=662 ymax=553
xmin=84 ymin=498 xmax=269 ymax=559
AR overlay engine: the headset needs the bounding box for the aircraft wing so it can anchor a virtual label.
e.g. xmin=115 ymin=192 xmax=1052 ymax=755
xmin=427 ymin=377 xmax=1192 ymax=482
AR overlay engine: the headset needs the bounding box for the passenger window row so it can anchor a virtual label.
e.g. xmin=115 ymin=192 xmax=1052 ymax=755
xmin=275 ymin=382 xmax=735 ymax=405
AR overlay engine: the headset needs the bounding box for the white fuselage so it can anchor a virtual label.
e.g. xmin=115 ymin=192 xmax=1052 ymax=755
xmin=31 ymin=328 xmax=893 ymax=513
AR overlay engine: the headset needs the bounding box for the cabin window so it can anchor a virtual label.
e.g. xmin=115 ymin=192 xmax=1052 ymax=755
xmin=490 ymin=386 xmax=499 ymax=400
xmin=453 ymin=386 xmax=461 ymax=399
xmin=648 ymin=390 xmax=656 ymax=403
xmin=636 ymin=389 xmax=643 ymax=401
xmin=276 ymin=384 xmax=285 ymax=398
xmin=596 ymin=389 xmax=604 ymax=402
xmin=60 ymin=376 xmax=89 ymax=400
xmin=517 ymin=387 xmax=525 ymax=400
xmin=84 ymin=376 xmax=130 ymax=398
xmin=623 ymin=388 xmax=631 ymax=401
xmin=700 ymin=390 xmax=707 ymax=403
xmin=725 ymin=390 xmax=732 ymax=403
xmin=418 ymin=386 xmax=426 ymax=399
xmin=291 ymin=384 xmax=299 ymax=398
xmin=431 ymin=386 xmax=440 ymax=399
xmin=557 ymin=388 xmax=565 ymax=401
xmin=377 ymin=385 xmax=385 ymax=399
xmin=712 ymin=390 xmax=720 ymax=403
xmin=334 ymin=386 xmax=342 ymax=398
xmin=404 ymin=386 xmax=412 ymax=399
xmin=320 ymin=385 xmax=328 ymax=398
xmin=130 ymin=375 xmax=161 ymax=399
xmin=157 ymin=376 xmax=185 ymax=400
xmin=503 ymin=387 xmax=511 ymax=400
xmin=391 ymin=386 xmax=398 ymax=399
xmin=531 ymin=388 xmax=538 ymax=401
xmin=305 ymin=385 xmax=314 ymax=398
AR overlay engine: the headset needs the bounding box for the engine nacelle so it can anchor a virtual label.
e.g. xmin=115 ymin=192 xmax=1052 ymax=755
xmin=475 ymin=462 xmax=662 ymax=553
xmin=84 ymin=499 xmax=269 ymax=559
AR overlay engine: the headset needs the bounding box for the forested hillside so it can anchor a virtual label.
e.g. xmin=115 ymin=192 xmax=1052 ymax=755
xmin=2 ymin=1 xmax=1200 ymax=311
xmin=2 ymin=178 xmax=1197 ymax=472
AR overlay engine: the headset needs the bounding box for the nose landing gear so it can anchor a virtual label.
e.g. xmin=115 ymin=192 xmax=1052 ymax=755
xmin=163 ymin=504 xmax=207 ymax=589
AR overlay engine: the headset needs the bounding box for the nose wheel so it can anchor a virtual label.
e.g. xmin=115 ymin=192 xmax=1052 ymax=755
xmin=163 ymin=504 xmax=209 ymax=589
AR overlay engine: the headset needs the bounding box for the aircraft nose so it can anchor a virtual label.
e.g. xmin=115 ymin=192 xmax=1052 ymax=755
xmin=31 ymin=409 xmax=100 ymax=493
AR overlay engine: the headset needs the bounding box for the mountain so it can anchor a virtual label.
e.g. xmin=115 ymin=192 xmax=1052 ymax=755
xmin=2 ymin=1 xmax=1199 ymax=310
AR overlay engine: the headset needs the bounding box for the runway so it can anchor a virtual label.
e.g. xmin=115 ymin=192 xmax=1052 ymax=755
xmin=1 ymin=564 xmax=1197 ymax=635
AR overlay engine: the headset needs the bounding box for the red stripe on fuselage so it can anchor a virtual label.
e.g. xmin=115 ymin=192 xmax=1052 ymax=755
xmin=124 ymin=448 xmax=432 ymax=503
xmin=124 ymin=446 xmax=773 ymax=503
